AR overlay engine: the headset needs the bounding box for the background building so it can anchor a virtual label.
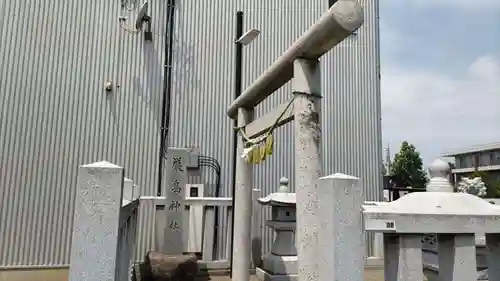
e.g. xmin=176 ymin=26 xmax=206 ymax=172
xmin=443 ymin=142 xmax=500 ymax=182
xmin=0 ymin=0 xmax=381 ymax=269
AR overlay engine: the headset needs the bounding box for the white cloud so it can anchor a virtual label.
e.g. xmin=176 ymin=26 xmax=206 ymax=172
xmin=382 ymin=55 xmax=500 ymax=165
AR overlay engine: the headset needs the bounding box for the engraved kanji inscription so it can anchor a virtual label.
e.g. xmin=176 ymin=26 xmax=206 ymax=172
xmin=168 ymin=220 xmax=180 ymax=230
xmin=168 ymin=200 xmax=181 ymax=212
xmin=172 ymin=157 xmax=184 ymax=172
xmin=171 ymin=180 xmax=181 ymax=193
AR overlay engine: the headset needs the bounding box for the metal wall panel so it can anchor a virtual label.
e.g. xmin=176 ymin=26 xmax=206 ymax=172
xmin=0 ymin=0 xmax=166 ymax=267
xmin=169 ymin=0 xmax=382 ymax=257
xmin=0 ymin=0 xmax=380 ymax=267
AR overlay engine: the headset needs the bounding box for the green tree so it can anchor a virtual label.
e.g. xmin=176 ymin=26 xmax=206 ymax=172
xmin=491 ymin=180 xmax=500 ymax=198
xmin=389 ymin=141 xmax=429 ymax=189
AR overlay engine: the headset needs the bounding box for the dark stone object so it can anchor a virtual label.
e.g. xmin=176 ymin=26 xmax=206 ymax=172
xmin=477 ymin=269 xmax=488 ymax=280
xmin=142 ymin=251 xmax=199 ymax=281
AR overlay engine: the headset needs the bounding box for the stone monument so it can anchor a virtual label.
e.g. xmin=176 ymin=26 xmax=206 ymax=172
xmin=256 ymin=177 xmax=297 ymax=281
xmin=69 ymin=161 xmax=125 ymax=281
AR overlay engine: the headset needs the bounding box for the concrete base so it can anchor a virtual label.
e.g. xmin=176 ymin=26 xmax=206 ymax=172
xmin=256 ymin=267 xmax=297 ymax=281
xmin=365 ymin=257 xmax=384 ymax=267
xmin=0 ymin=267 xmax=68 ymax=281
xmin=262 ymin=254 xmax=297 ymax=275
xmin=0 ymin=265 xmax=388 ymax=281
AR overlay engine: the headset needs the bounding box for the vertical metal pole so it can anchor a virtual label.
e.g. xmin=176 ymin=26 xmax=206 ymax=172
xmin=157 ymin=0 xmax=176 ymax=196
xmin=230 ymin=10 xmax=243 ymax=277
xmin=292 ymin=58 xmax=322 ymax=281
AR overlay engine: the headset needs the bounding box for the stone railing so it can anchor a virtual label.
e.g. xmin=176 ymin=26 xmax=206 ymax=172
xmin=116 ymin=199 xmax=139 ymax=280
xmin=69 ymin=157 xmax=500 ymax=281
xmin=133 ymin=190 xmax=262 ymax=271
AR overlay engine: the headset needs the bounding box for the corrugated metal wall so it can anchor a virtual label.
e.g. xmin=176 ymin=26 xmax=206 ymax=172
xmin=169 ymin=0 xmax=382 ymax=257
xmin=0 ymin=0 xmax=380 ymax=267
xmin=0 ymin=0 xmax=166 ymax=267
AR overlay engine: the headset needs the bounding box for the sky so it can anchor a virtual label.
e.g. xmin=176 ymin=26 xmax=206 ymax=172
xmin=380 ymin=0 xmax=500 ymax=166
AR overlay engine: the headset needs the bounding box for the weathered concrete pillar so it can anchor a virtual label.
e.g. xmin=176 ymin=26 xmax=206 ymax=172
xmin=317 ymin=174 xmax=364 ymax=281
xmin=438 ymin=234 xmax=477 ymax=281
xmin=383 ymin=234 xmax=424 ymax=281
xmin=486 ymin=233 xmax=500 ymax=281
xmin=232 ymin=108 xmax=254 ymax=281
xmin=292 ymin=58 xmax=322 ymax=281
xmin=69 ymin=161 xmax=124 ymax=281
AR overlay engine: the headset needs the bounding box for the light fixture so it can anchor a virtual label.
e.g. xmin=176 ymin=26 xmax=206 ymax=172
xmin=135 ymin=1 xmax=153 ymax=41
xmin=235 ymin=28 xmax=261 ymax=46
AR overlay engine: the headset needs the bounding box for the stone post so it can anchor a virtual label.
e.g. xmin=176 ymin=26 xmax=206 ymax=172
xmin=252 ymin=188 xmax=262 ymax=268
xmin=486 ymin=233 xmax=500 ymax=281
xmin=438 ymin=234 xmax=477 ymax=281
xmin=371 ymin=233 xmax=384 ymax=261
xmin=384 ymin=234 xmax=424 ymax=281
xmin=132 ymin=183 xmax=139 ymax=200
xmin=232 ymin=108 xmax=254 ymax=281
xmin=292 ymin=58 xmax=322 ymax=281
xmin=163 ymin=148 xmax=188 ymax=254
xmin=123 ymin=177 xmax=134 ymax=202
xmin=317 ymin=174 xmax=364 ymax=281
xmin=68 ymin=161 xmax=124 ymax=281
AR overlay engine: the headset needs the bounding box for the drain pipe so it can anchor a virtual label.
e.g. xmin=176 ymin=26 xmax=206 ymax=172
xmin=229 ymin=10 xmax=244 ymax=277
xmin=157 ymin=0 xmax=176 ymax=196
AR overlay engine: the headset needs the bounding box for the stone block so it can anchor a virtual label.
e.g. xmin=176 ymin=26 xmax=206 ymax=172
xmin=262 ymin=254 xmax=297 ymax=275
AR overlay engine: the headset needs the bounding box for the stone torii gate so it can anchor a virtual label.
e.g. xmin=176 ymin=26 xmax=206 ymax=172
xmin=225 ymin=1 xmax=365 ymax=281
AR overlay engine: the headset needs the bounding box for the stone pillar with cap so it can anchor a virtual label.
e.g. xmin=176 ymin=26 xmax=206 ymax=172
xmin=426 ymin=159 xmax=477 ymax=281
xmin=256 ymin=177 xmax=298 ymax=281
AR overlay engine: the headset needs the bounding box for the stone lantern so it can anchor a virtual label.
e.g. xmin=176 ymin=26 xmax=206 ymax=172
xmin=256 ymin=177 xmax=297 ymax=281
